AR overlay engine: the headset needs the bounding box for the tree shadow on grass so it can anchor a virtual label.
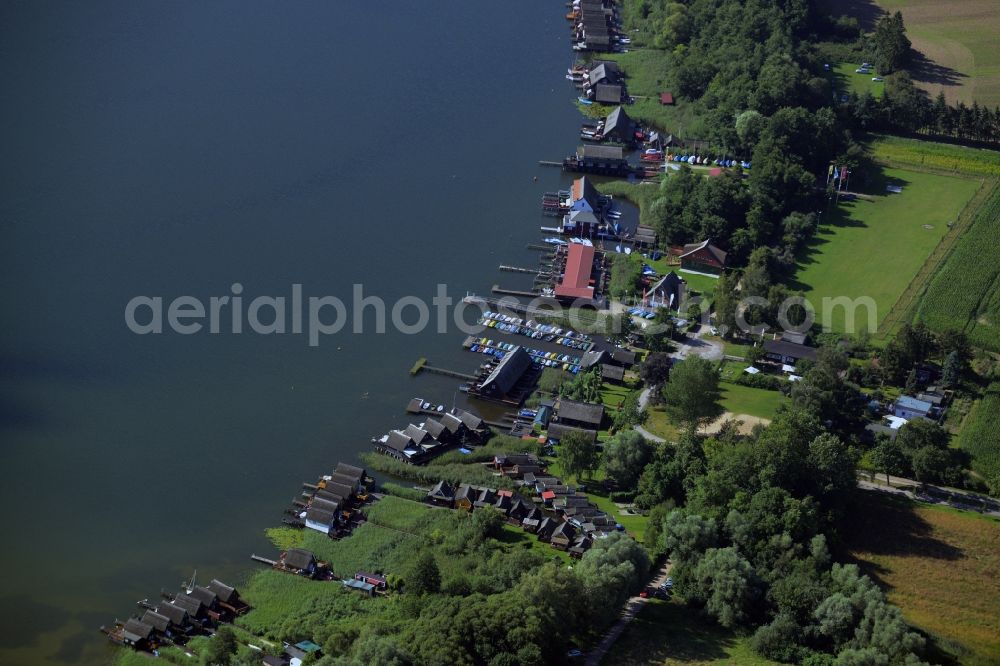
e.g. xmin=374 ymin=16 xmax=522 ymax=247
xmin=613 ymin=600 xmax=737 ymax=664
xmin=845 ymin=490 xmax=964 ymax=579
xmin=814 ymin=0 xmax=883 ymax=31
xmin=909 ymin=50 xmax=968 ymax=89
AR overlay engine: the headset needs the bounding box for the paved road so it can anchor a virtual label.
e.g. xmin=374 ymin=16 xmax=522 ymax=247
xmin=585 ymin=560 xmax=672 ymax=666
xmin=668 ymin=326 xmax=723 ymax=361
xmin=859 ymin=473 xmax=1000 ymax=517
xmin=633 ymin=387 xmax=666 ymax=443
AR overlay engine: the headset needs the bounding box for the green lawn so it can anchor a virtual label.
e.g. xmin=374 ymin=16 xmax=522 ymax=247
xmin=719 ymin=383 xmax=787 ymax=420
xmin=601 ymin=598 xmax=782 ymax=665
xmin=789 ymin=166 xmax=980 ymax=334
xmin=643 ymin=406 xmax=681 ymax=443
xmin=831 ymin=62 xmax=885 ymax=100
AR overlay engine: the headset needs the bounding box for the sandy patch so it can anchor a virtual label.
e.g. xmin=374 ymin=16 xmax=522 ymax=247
xmin=700 ymin=412 xmax=770 ymax=435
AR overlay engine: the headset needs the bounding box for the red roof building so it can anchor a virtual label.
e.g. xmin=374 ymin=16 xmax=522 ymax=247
xmin=541 ymin=490 xmax=557 ymax=501
xmin=659 ymin=91 xmax=674 ymax=105
xmin=554 ymin=243 xmax=596 ymax=300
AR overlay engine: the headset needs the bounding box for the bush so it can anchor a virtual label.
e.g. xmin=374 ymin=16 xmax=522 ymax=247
xmin=609 ymin=490 xmax=637 ymax=503
xmin=380 ymin=482 xmax=426 ymax=502
xmin=734 ymin=372 xmax=786 ymax=391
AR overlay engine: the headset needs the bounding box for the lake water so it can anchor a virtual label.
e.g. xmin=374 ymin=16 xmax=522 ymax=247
xmin=0 ymin=1 xmax=593 ymax=663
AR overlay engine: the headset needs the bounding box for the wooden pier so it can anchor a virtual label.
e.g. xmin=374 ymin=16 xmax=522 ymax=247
xmin=538 ymin=160 xmax=564 ymax=167
xmin=499 ymin=265 xmax=539 ymax=274
xmin=410 ymin=360 xmax=476 ymax=381
xmin=251 ymin=554 xmax=278 ymax=566
xmin=491 ymin=285 xmax=542 ymax=298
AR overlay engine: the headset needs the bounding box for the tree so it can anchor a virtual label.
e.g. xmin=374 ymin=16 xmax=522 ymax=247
xmin=713 ymin=272 xmax=740 ymax=338
xmin=690 ymin=546 xmax=760 ymax=628
xmin=942 ymin=350 xmax=962 ymax=388
xmin=612 ymin=390 xmax=646 ymax=432
xmin=203 ymin=626 xmax=238 ymax=666
xmin=872 ymin=11 xmax=911 ymax=74
xmin=870 ymin=436 xmax=907 ymax=485
xmin=407 ymin=551 xmax=441 ymax=595
xmin=640 ymin=352 xmax=673 ymax=388
xmin=558 ymin=429 xmax=599 ymax=479
xmin=662 ymin=357 xmax=721 ymax=430
xmin=472 ymin=506 xmax=505 ymax=541
xmin=602 ymin=431 xmax=652 ymax=489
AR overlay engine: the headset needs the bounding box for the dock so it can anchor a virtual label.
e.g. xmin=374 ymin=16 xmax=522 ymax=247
xmin=538 ymin=160 xmax=564 ymax=167
xmin=499 ymin=265 xmax=539 ymax=274
xmin=491 ymin=285 xmax=542 ymax=298
xmin=250 ymin=554 xmax=278 ymax=566
xmin=409 ymin=360 xmax=477 ymax=381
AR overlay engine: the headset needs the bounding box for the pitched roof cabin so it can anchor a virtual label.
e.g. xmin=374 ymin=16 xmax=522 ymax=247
xmin=594 ymin=83 xmax=623 ymax=104
xmin=305 ymin=505 xmax=339 ymax=535
xmin=680 ymin=240 xmax=727 ymax=274
xmin=141 ymin=610 xmax=171 ymax=634
xmin=454 ymin=483 xmax=478 ymax=511
xmin=155 ymin=602 xmax=190 ymax=629
xmin=659 ymin=91 xmax=674 ymax=105
xmin=122 ymin=618 xmax=154 ymax=648
xmin=554 ymin=243 xmax=597 ymax=301
xmin=207 ymin=579 xmax=248 ymax=614
xmin=570 ymin=176 xmax=603 ymax=214
xmin=554 ymin=399 xmax=605 ymax=429
xmin=587 ymin=61 xmax=620 ymax=87
xmin=550 ymin=522 xmax=577 ymax=549
xmin=602 ymin=106 xmax=635 ymax=144
xmin=170 ymin=592 xmax=205 ymax=619
xmin=648 ymin=271 xmax=687 ymax=311
xmin=763 ymin=339 xmax=817 ymax=364
xmin=547 ymin=422 xmax=598 ymax=444
xmin=327 ymin=473 xmax=358 ymax=494
xmin=474 ymin=346 xmax=535 ymax=401
xmin=189 ymin=586 xmax=219 ymax=613
xmin=282 ymin=548 xmax=318 ymax=577
xmin=426 ymin=479 xmax=455 ymax=507
xmin=334 ymin=462 xmax=367 ymax=485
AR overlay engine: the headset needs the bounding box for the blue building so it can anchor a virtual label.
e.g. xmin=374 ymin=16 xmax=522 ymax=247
xmin=893 ymin=395 xmax=933 ymax=420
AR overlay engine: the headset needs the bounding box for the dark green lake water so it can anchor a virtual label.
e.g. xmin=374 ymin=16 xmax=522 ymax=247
xmin=0 ymin=2 xmax=588 ymax=663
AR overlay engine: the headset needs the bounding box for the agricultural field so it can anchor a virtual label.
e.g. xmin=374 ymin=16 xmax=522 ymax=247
xmin=830 ymin=62 xmax=885 ymax=100
xmin=602 ymin=598 xmax=781 ymax=666
xmin=789 ymin=166 xmax=981 ymax=333
xmin=958 ymin=382 xmax=1000 ymax=492
xmin=875 ymin=0 xmax=1000 ymax=107
xmin=847 ymin=491 xmax=1000 ymax=666
xmin=871 ymin=134 xmax=1000 ymax=177
xmin=916 ymin=183 xmax=1000 ymax=351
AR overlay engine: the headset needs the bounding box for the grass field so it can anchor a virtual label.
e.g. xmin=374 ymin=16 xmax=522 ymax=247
xmin=915 ymin=182 xmax=1000 ymax=351
xmin=831 ymin=62 xmax=885 ymax=99
xmin=875 ymin=0 xmax=1000 ymax=107
xmin=600 ymin=49 xmax=708 ymax=137
xmin=601 ymin=598 xmax=781 ymax=666
xmin=790 ymin=166 xmax=981 ymax=333
xmin=847 ymin=491 xmax=1000 ymax=666
xmin=719 ymin=383 xmax=787 ymax=420
xmin=871 ymin=134 xmax=1000 ymax=177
